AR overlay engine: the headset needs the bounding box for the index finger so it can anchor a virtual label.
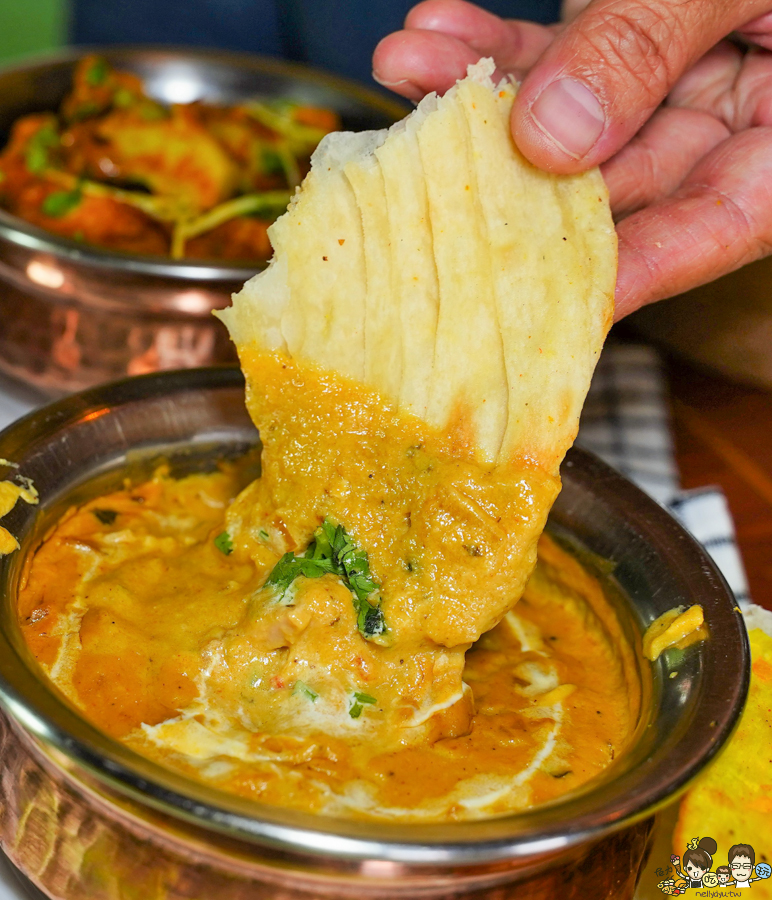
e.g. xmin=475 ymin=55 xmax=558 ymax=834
xmin=372 ymin=1 xmax=554 ymax=101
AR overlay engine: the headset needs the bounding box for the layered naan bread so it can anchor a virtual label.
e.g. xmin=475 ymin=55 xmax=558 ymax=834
xmin=219 ymin=58 xmax=616 ymax=472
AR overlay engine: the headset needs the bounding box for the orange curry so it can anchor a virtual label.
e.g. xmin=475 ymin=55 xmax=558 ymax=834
xmin=18 ymin=353 xmax=641 ymax=821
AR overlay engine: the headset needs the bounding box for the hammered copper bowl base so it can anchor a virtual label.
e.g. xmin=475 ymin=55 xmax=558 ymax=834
xmin=0 ymin=369 xmax=749 ymax=900
xmin=0 ymin=714 xmax=653 ymax=900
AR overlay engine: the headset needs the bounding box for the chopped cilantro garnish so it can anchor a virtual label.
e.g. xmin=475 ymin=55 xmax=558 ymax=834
xmin=69 ymin=100 xmax=101 ymax=122
xmin=264 ymin=518 xmax=386 ymax=639
xmin=85 ymin=57 xmax=109 ymax=87
xmin=139 ymin=102 xmax=168 ymax=121
xmin=93 ymin=508 xmax=117 ymax=525
xmin=25 ymin=124 xmax=59 ymax=174
xmin=293 ymin=680 xmax=319 ymax=702
xmin=266 ymin=551 xmax=334 ymax=595
xmin=349 ymin=691 xmax=376 ymax=718
xmin=113 ymin=87 xmax=135 ymax=109
xmin=42 ymin=187 xmax=82 ymax=218
xmin=260 ymin=146 xmax=284 ymax=176
xmin=353 ymin=691 xmax=376 ymax=704
xmin=214 ymin=531 xmax=234 ymax=555
xmin=258 ymin=528 xmax=270 ymax=542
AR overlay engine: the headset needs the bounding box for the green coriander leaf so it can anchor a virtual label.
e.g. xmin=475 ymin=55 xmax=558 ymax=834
xmin=25 ymin=124 xmax=59 ymax=174
xmin=214 ymin=531 xmax=234 ymax=555
xmin=263 ymin=518 xmax=386 ymax=638
xmin=42 ymin=188 xmax=82 ymax=218
xmin=139 ymin=102 xmax=168 ymax=122
xmin=353 ymin=692 xmax=376 ymax=705
xmin=69 ymin=100 xmax=101 ymax=122
xmin=260 ymin=146 xmax=284 ymax=176
xmin=349 ymin=691 xmax=376 ymax=718
xmin=93 ymin=508 xmax=117 ymax=525
xmin=85 ymin=57 xmax=109 ymax=87
xmin=360 ymin=605 xmax=385 ymax=638
xmin=266 ymin=551 xmax=299 ymax=594
xmin=293 ymin=680 xmax=319 ymax=702
xmin=114 ymin=87 xmax=135 ymax=108
xmin=294 ymin=557 xmax=335 ymax=578
xmin=258 ymin=529 xmax=269 ymax=541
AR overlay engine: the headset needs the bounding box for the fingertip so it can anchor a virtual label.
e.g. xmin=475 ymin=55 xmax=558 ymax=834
xmin=405 ymin=0 xmax=479 ymax=31
xmin=372 ymin=33 xmax=428 ymax=100
xmin=372 ymin=30 xmax=480 ymax=100
xmin=510 ymin=86 xmax=600 ymax=174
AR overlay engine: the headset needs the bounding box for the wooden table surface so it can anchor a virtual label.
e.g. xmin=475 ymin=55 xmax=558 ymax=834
xmin=667 ymin=356 xmax=772 ymax=612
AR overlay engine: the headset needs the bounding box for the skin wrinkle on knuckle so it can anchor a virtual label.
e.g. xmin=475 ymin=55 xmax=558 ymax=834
xmin=575 ymin=2 xmax=702 ymax=107
xmin=627 ymin=139 xmax=666 ymax=208
xmin=608 ymin=142 xmax=660 ymax=215
xmin=688 ymin=179 xmax=770 ymax=257
xmin=735 ymin=58 xmax=772 ymax=129
xmin=502 ymin=21 xmax=525 ymax=61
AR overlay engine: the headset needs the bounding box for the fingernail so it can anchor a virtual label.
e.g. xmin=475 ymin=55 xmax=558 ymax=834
xmin=372 ymin=71 xmax=424 ymax=101
xmin=530 ymin=78 xmax=604 ymax=159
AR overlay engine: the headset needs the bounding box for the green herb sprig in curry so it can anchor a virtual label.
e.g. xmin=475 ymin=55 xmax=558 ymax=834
xmin=265 ymin=518 xmax=386 ymax=640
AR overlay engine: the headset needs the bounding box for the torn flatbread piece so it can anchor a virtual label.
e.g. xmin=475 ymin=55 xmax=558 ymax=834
xmin=219 ymin=58 xmax=615 ymax=470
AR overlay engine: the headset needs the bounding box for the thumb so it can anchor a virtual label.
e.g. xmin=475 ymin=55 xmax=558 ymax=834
xmin=511 ymin=0 xmax=769 ymax=174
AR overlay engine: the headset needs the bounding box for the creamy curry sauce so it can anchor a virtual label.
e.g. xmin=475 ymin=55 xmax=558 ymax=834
xmin=18 ymin=352 xmax=640 ymax=821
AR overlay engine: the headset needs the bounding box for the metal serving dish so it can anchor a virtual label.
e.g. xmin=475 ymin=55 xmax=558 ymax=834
xmin=0 ymin=368 xmax=749 ymax=900
xmin=0 ymin=48 xmax=406 ymax=397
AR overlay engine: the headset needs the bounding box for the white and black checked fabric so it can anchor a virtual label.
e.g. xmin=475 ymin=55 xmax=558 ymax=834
xmin=578 ymin=343 xmax=751 ymax=607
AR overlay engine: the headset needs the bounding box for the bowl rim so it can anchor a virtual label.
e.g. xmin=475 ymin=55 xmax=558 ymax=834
xmin=0 ymin=367 xmax=751 ymax=866
xmin=0 ymin=45 xmax=408 ymax=282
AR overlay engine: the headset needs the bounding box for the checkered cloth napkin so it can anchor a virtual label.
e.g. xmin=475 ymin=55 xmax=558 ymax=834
xmin=578 ymin=343 xmax=751 ymax=607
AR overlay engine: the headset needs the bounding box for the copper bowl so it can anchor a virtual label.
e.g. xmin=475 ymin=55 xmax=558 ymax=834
xmin=0 ymin=368 xmax=750 ymax=899
xmin=0 ymin=48 xmax=406 ymax=397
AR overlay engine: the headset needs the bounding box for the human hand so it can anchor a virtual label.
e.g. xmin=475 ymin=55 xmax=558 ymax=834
xmin=373 ymin=0 xmax=772 ymax=319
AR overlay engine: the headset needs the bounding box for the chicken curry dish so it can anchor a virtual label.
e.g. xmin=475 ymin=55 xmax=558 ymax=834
xmin=0 ymin=55 xmax=338 ymax=260
xmin=12 ymin=60 xmax=639 ymax=821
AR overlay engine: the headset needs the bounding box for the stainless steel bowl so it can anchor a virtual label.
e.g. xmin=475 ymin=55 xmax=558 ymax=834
xmin=0 ymin=48 xmax=407 ymax=396
xmin=0 ymin=368 xmax=750 ymax=899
